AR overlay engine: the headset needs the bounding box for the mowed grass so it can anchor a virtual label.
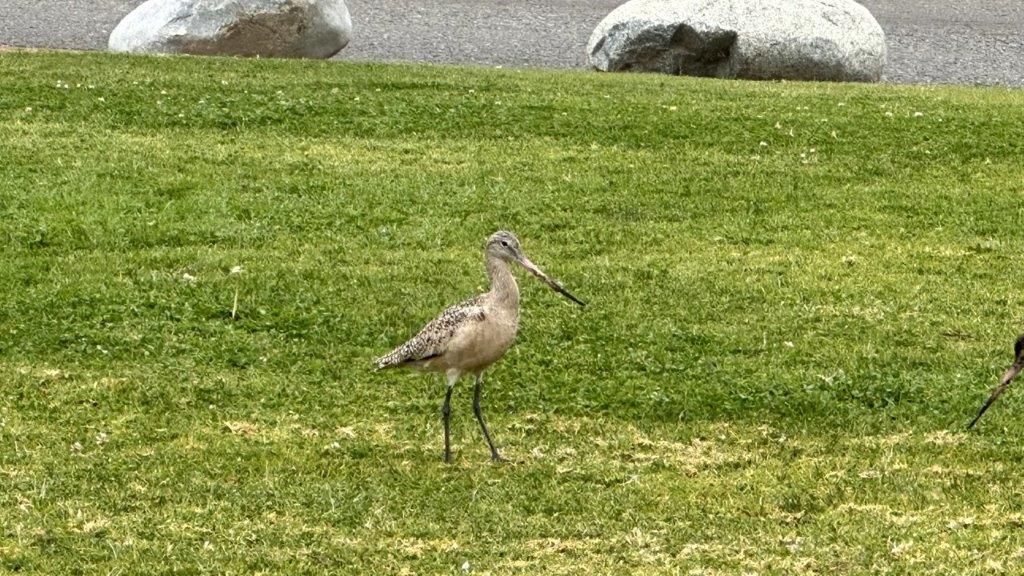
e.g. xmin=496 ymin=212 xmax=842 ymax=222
xmin=1 ymin=50 xmax=1024 ymax=574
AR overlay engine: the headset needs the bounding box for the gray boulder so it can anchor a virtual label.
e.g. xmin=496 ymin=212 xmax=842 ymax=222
xmin=587 ymin=0 xmax=886 ymax=82
xmin=109 ymin=0 xmax=351 ymax=59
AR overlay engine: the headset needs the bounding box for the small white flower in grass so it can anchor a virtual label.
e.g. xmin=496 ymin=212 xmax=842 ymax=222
xmin=461 ymin=560 xmax=470 ymax=573
xmin=913 ymin=111 xmax=924 ymax=117
xmin=71 ymin=442 xmax=83 ymax=453
xmin=759 ymin=141 xmax=768 ymax=147
xmin=95 ymin=432 xmax=108 ymax=445
xmin=668 ymin=105 xmax=677 ymax=111
xmin=24 ymin=107 xmax=32 ymax=113
xmin=88 ymin=84 xmax=95 ymax=89
xmin=784 ymin=341 xmax=794 ymax=348
xmin=98 ymin=97 xmax=105 ymax=103
xmin=182 ymin=273 xmax=196 ymax=284
xmin=221 ymin=80 xmax=228 ymax=85
xmin=884 ymin=111 xmax=893 ymax=117
xmin=809 ymin=148 xmax=816 ymax=153
xmin=838 ymin=102 xmax=846 ymax=107
xmin=230 ymin=265 xmax=244 ymax=275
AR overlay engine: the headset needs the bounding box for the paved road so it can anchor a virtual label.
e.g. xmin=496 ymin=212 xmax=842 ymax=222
xmin=1 ymin=1 xmax=1021 ymax=87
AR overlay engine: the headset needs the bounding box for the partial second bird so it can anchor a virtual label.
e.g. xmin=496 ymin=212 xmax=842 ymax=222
xmin=968 ymin=333 xmax=1024 ymax=429
xmin=375 ymin=231 xmax=585 ymax=462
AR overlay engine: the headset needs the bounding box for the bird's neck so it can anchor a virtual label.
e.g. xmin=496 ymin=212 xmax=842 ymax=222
xmin=486 ymin=256 xmax=519 ymax=308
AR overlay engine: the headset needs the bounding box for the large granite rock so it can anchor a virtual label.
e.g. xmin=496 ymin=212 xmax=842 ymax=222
xmin=587 ymin=0 xmax=886 ymax=82
xmin=109 ymin=0 xmax=351 ymax=59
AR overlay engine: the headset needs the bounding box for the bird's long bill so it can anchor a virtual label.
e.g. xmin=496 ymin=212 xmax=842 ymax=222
xmin=518 ymin=256 xmax=586 ymax=307
xmin=968 ymin=362 xmax=1023 ymax=429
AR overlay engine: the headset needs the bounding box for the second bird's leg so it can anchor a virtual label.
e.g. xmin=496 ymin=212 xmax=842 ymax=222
xmin=442 ymin=371 xmax=458 ymax=463
xmin=473 ymin=374 xmax=503 ymax=461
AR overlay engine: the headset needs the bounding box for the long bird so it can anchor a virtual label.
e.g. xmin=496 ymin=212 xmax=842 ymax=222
xmin=375 ymin=231 xmax=585 ymax=462
xmin=968 ymin=333 xmax=1024 ymax=429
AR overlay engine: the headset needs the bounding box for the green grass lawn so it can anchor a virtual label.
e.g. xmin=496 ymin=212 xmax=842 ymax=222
xmin=2 ymin=50 xmax=1024 ymax=574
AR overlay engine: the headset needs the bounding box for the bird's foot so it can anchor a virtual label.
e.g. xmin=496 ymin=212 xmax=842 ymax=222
xmin=490 ymin=452 xmax=509 ymax=464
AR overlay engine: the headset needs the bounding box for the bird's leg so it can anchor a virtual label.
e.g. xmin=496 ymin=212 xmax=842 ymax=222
xmin=473 ymin=373 xmax=504 ymax=462
xmin=442 ymin=371 xmax=458 ymax=463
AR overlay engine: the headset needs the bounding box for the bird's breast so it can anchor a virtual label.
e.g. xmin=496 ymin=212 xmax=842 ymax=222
xmin=446 ymin=309 xmax=519 ymax=372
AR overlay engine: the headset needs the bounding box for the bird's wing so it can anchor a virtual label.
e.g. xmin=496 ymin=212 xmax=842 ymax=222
xmin=376 ymin=295 xmax=487 ymax=369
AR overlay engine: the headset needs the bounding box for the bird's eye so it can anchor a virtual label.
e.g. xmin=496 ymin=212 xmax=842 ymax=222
xmin=500 ymin=241 xmax=509 ymax=248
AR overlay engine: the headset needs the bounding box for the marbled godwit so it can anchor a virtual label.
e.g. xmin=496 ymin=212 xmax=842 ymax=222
xmin=376 ymin=231 xmax=585 ymax=462
xmin=968 ymin=333 xmax=1024 ymax=429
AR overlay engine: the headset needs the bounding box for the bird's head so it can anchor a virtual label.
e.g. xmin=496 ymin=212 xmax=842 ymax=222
xmin=1004 ymin=333 xmax=1024 ymax=386
xmin=485 ymin=230 xmax=523 ymax=264
xmin=485 ymin=230 xmax=585 ymax=307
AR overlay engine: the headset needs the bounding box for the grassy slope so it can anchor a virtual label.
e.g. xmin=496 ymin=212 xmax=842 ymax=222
xmin=1 ymin=51 xmax=1023 ymax=574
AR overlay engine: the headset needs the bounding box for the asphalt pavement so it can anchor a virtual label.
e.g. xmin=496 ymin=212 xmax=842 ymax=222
xmin=1 ymin=1 xmax=1021 ymax=87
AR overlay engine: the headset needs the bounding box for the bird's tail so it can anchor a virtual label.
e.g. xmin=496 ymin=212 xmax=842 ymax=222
xmin=374 ymin=351 xmax=401 ymax=371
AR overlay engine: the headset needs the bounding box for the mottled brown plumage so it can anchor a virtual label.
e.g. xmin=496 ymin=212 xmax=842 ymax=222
xmin=376 ymin=231 xmax=584 ymax=462
xmin=375 ymin=294 xmax=486 ymax=371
